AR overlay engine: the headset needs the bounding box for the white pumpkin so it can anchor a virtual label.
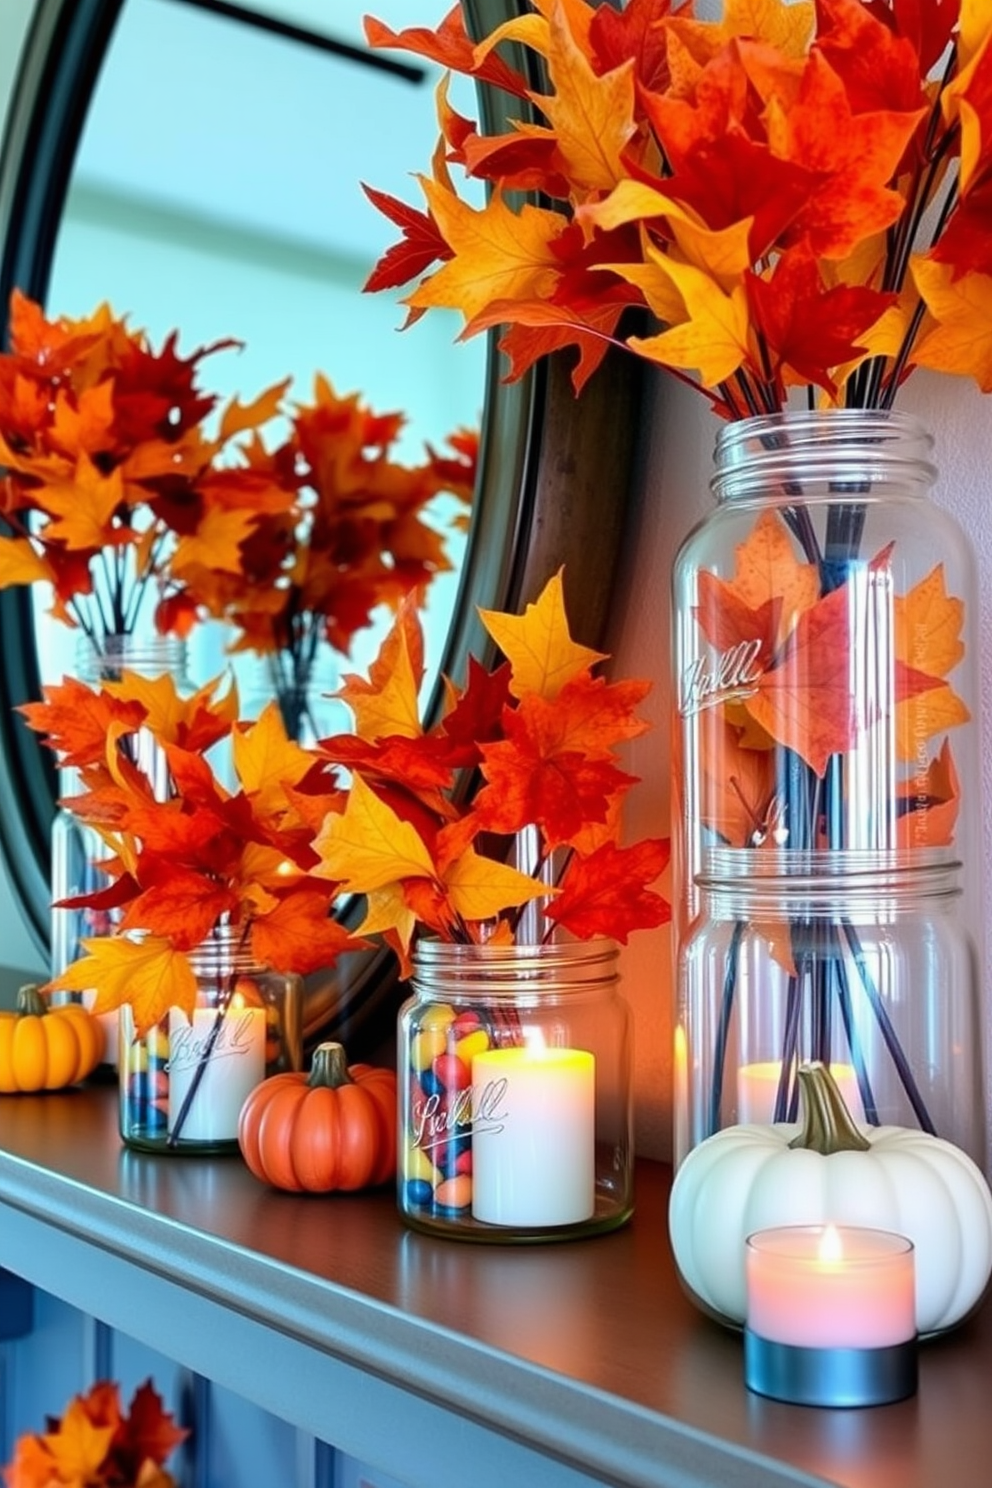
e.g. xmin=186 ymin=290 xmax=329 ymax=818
xmin=669 ymin=1063 xmax=992 ymax=1335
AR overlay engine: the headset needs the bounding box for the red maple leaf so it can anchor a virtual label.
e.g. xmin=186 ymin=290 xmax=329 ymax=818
xmin=361 ymin=184 xmax=453 ymax=293
xmin=746 ymin=246 xmax=897 ymax=394
xmin=545 ymin=838 xmax=671 ymax=942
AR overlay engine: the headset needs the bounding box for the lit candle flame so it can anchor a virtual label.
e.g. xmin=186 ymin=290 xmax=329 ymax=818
xmin=818 ymin=1224 xmax=844 ymax=1263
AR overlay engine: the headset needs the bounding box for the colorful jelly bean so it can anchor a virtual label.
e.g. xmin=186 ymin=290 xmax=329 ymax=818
xmin=432 ymin=1052 xmax=470 ymax=1091
xmin=433 ymin=1174 xmax=472 ymax=1210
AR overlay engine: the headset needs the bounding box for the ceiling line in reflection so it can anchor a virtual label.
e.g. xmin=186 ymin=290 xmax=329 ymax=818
xmin=63 ymin=180 xmax=372 ymax=287
xmin=161 ymin=0 xmax=426 ymax=82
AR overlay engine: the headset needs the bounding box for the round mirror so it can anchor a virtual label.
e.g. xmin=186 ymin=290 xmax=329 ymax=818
xmin=0 ymin=0 xmax=642 ymax=1052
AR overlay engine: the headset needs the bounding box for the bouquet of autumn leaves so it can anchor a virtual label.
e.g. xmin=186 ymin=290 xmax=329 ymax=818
xmin=2 ymin=1378 xmax=186 ymax=1488
xmin=26 ymin=672 xmax=362 ymax=1037
xmin=0 ymin=290 xmax=475 ymax=678
xmin=309 ymin=570 xmax=670 ymax=971
xmin=364 ymin=0 xmax=992 ymax=413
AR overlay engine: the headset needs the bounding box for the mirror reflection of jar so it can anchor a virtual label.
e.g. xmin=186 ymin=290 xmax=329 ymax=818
xmin=50 ymin=635 xmax=192 ymax=1069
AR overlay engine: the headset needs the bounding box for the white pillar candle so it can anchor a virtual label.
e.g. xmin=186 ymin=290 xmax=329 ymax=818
xmin=471 ymin=1046 xmax=595 ymax=1227
xmin=737 ymin=1061 xmax=864 ymax=1124
xmin=167 ymin=998 xmax=265 ymax=1142
xmin=746 ymin=1225 xmax=916 ymax=1349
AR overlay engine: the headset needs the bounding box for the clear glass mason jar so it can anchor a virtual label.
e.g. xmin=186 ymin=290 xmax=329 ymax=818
xmin=51 ymin=635 xmax=191 ymax=1069
xmin=671 ymin=410 xmax=984 ymax=1164
xmin=398 ymin=939 xmax=633 ymax=1241
xmin=675 ymin=848 xmax=984 ymax=1168
xmin=118 ymin=925 xmax=303 ymax=1155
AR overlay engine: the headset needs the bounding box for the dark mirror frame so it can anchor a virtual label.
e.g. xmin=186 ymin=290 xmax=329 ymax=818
xmin=0 ymin=0 xmax=641 ymax=1052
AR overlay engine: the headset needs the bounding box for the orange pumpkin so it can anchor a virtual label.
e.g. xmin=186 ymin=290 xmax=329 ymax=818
xmin=0 ymin=984 xmax=104 ymax=1093
xmin=237 ymin=1041 xmax=397 ymax=1193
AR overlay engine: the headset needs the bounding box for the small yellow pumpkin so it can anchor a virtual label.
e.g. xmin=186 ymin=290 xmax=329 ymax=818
xmin=0 ymin=984 xmax=104 ymax=1092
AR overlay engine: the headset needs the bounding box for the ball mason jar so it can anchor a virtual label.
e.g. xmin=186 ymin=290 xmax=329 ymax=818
xmin=118 ymin=925 xmax=303 ymax=1155
xmin=51 ymin=634 xmax=191 ymax=1069
xmin=671 ymin=410 xmax=984 ymax=1166
xmin=398 ymin=939 xmax=633 ymax=1241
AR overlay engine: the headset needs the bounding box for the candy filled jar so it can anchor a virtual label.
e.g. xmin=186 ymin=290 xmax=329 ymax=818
xmin=118 ymin=925 xmax=303 ymax=1155
xmin=398 ymin=939 xmax=633 ymax=1242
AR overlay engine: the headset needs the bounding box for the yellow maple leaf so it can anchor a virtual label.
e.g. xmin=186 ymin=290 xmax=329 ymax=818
xmin=722 ymin=0 xmax=814 ymax=56
xmin=41 ymin=1397 xmax=116 ymax=1488
xmin=538 ymin=3 xmax=637 ymax=197
xmin=958 ymin=0 xmax=992 ymax=67
xmin=339 ymin=600 xmax=424 ymax=741
xmin=44 ymin=935 xmax=198 ymax=1038
xmin=442 ymin=844 xmax=553 ymax=923
xmin=358 ymin=882 xmax=418 ymax=958
xmin=405 ymin=179 xmax=566 ymax=323
xmin=624 ymin=253 xmax=751 ymax=387
xmin=312 ymin=773 xmax=435 ymax=894
xmin=232 ymin=702 xmax=315 ymax=818
xmin=479 ymin=568 xmax=605 ymax=701
xmin=32 ymin=455 xmax=124 ymax=550
xmin=473 ymin=11 xmax=549 ymax=63
xmin=911 ymin=256 xmax=992 ymax=389
xmin=580 ymin=183 xmax=753 ymax=286
xmin=0 ymin=535 xmax=50 ymax=588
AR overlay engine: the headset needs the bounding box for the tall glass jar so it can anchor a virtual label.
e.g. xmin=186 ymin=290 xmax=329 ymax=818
xmin=671 ymin=410 xmax=984 ymax=1164
xmin=50 ymin=635 xmax=191 ymax=1068
xmin=118 ymin=925 xmax=303 ymax=1155
xmin=398 ymin=939 xmax=633 ymax=1241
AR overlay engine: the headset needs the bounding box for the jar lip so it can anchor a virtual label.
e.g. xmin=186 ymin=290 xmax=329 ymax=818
xmin=412 ymin=936 xmax=618 ymax=969
xmin=697 ymin=846 xmax=962 ymax=888
xmin=711 ymin=409 xmax=937 ymax=501
xmin=77 ymin=631 xmax=189 ymax=676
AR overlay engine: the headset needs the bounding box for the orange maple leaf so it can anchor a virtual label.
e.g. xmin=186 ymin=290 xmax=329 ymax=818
xmin=40 ymin=1396 xmax=116 ymax=1488
xmin=896 ymin=737 xmax=960 ymax=849
xmin=45 ymin=935 xmax=198 ymax=1035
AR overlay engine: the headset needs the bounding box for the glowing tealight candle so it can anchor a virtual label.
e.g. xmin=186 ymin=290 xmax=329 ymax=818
xmin=746 ymin=1224 xmax=916 ymax=1349
xmin=737 ymin=1061 xmax=864 ymax=1125
xmin=470 ymin=1046 xmax=595 ymax=1227
xmin=167 ymin=996 xmax=266 ymax=1143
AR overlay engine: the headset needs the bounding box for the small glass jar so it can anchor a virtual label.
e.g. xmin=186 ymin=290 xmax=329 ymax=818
xmin=51 ymin=635 xmax=191 ymax=1068
xmin=398 ymin=939 xmax=633 ymax=1242
xmin=118 ymin=926 xmax=303 ymax=1155
xmin=675 ymin=847 xmax=984 ymax=1169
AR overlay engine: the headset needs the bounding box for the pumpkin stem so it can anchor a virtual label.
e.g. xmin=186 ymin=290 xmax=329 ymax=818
xmin=789 ymin=1062 xmax=870 ymax=1155
xmin=17 ymin=984 xmax=49 ymax=1019
xmin=308 ymin=1042 xmax=355 ymax=1090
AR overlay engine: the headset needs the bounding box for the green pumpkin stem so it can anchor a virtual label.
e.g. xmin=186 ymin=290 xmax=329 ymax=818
xmin=308 ymin=1042 xmax=355 ymax=1090
xmin=788 ymin=1061 xmax=870 ymax=1155
xmin=17 ymin=984 xmax=49 ymax=1019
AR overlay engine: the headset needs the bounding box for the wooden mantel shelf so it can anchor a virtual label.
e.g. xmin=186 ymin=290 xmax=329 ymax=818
xmin=0 ymin=1087 xmax=990 ymax=1488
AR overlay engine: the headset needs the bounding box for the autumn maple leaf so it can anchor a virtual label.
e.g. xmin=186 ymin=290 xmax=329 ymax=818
xmin=40 ymin=1396 xmax=117 ymax=1487
xmin=545 ymin=837 xmax=671 ymax=941
xmin=479 ymin=567 xmax=606 ymax=700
